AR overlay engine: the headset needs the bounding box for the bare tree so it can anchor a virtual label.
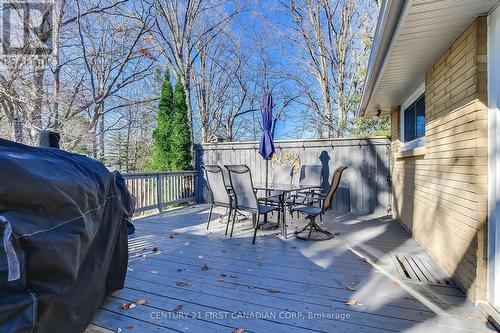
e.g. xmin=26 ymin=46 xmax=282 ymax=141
xmin=280 ymin=0 xmax=377 ymax=138
xmin=146 ymin=0 xmax=242 ymax=144
xmin=72 ymin=0 xmax=156 ymax=158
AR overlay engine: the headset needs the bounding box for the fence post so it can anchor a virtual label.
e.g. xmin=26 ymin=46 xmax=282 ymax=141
xmin=156 ymin=173 xmax=162 ymax=212
xmin=194 ymin=171 xmax=199 ymax=203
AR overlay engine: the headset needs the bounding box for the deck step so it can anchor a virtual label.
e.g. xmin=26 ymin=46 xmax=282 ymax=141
xmin=392 ymin=253 xmax=454 ymax=286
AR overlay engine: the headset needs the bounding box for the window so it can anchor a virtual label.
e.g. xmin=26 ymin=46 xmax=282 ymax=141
xmin=400 ymin=84 xmax=426 ymax=150
xmin=403 ymin=94 xmax=425 ymax=142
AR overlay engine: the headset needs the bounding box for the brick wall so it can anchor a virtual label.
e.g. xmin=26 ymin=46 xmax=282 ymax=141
xmin=390 ymin=17 xmax=488 ymax=301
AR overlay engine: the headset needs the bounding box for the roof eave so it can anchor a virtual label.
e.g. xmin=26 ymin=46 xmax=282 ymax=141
xmin=357 ymin=0 xmax=407 ymax=117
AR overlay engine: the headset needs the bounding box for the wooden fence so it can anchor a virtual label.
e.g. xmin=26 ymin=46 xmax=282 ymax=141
xmin=122 ymin=171 xmax=196 ymax=213
xmin=195 ymin=137 xmax=392 ymax=215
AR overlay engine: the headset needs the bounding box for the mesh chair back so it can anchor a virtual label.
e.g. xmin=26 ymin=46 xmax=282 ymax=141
xmin=221 ymin=167 xmax=231 ymax=186
xmin=323 ymin=166 xmax=348 ymax=211
xmin=203 ymin=165 xmax=230 ymax=206
xmin=299 ymin=165 xmax=323 ymax=187
xmin=225 ymin=165 xmax=258 ymax=210
xmin=272 ymin=165 xmax=292 ymax=186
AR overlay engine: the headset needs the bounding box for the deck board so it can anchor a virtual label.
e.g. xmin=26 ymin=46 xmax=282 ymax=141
xmin=90 ymin=205 xmax=496 ymax=332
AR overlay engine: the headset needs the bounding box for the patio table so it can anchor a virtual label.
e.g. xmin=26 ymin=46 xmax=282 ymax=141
xmin=253 ymin=183 xmax=319 ymax=239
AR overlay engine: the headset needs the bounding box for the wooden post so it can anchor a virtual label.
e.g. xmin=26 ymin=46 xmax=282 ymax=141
xmin=156 ymin=173 xmax=162 ymax=212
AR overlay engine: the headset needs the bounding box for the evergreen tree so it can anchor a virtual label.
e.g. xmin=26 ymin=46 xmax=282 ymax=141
xmin=171 ymin=76 xmax=192 ymax=170
xmin=150 ymin=70 xmax=174 ymax=171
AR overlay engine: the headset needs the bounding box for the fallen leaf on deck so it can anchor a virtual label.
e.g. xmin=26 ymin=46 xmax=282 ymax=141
xmin=126 ymin=324 xmax=134 ymax=329
xmin=232 ymin=329 xmax=245 ymax=333
xmin=346 ymin=299 xmax=358 ymax=306
xmin=345 ymin=285 xmax=356 ymax=291
xmin=136 ymin=299 xmax=147 ymax=305
xmin=176 ymin=282 xmax=186 ymax=286
xmin=266 ymin=288 xmax=278 ymax=293
xmin=150 ymin=270 xmax=159 ymax=274
xmin=120 ymin=303 xmax=136 ymax=310
xmin=172 ymin=304 xmax=183 ymax=313
xmin=201 ymin=264 xmax=209 ymax=271
xmin=152 ymin=247 xmax=160 ymax=253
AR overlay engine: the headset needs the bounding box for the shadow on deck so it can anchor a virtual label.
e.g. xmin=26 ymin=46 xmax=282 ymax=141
xmin=89 ymin=205 xmax=495 ymax=333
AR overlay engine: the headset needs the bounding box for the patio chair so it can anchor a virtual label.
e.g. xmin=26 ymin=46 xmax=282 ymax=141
xmin=262 ymin=165 xmax=293 ymax=219
xmin=291 ymin=166 xmax=347 ymax=241
xmin=202 ymin=165 xmax=233 ymax=235
xmin=224 ymin=165 xmax=279 ymax=244
xmin=290 ymin=165 xmax=324 ymax=218
xmin=299 ymin=165 xmax=323 ymax=187
xmin=273 ymin=165 xmax=293 ymax=185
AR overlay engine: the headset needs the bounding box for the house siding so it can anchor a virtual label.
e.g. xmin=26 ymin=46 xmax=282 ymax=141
xmin=390 ymin=17 xmax=488 ymax=302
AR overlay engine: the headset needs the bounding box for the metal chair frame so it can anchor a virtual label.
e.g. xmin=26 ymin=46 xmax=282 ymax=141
xmin=202 ymin=165 xmax=234 ymax=235
xmin=225 ymin=165 xmax=279 ymax=244
xmin=291 ymin=166 xmax=348 ymax=241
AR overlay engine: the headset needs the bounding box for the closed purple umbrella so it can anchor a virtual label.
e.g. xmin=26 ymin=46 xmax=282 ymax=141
xmin=258 ymin=93 xmax=275 ymax=160
xmin=259 ymin=93 xmax=275 ymax=189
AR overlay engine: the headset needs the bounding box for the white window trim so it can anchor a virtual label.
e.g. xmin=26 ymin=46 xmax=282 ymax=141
xmin=400 ymin=82 xmax=426 ymax=151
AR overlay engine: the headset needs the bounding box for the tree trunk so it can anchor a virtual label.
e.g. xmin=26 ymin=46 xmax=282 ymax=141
xmin=226 ymin=117 xmax=234 ymax=142
xmin=181 ymin=71 xmax=195 ymax=162
xmin=319 ymin=78 xmax=333 ymax=138
xmin=32 ymin=61 xmax=45 ymax=142
xmin=125 ymin=117 xmax=132 ymax=172
xmin=99 ymin=104 xmax=105 ymax=161
xmin=92 ymin=125 xmax=98 ymax=159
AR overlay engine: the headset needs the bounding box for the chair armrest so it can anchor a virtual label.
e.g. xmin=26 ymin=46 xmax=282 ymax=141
xmin=258 ymin=193 xmax=282 ymax=201
xmin=289 ymin=193 xmax=322 ymax=206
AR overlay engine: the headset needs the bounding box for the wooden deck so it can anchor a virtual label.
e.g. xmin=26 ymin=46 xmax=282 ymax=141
xmin=89 ymin=205 xmax=496 ymax=333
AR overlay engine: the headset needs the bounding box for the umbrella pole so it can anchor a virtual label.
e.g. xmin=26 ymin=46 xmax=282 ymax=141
xmin=265 ymin=159 xmax=269 ymax=188
xmin=264 ymin=159 xmax=269 ymax=224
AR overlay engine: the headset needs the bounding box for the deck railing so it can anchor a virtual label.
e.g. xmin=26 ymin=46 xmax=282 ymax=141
xmin=122 ymin=171 xmax=197 ymax=213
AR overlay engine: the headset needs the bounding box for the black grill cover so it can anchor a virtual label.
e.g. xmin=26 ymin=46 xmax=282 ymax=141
xmin=0 ymin=139 xmax=134 ymax=333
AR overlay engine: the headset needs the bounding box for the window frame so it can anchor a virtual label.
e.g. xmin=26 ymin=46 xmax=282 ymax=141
xmin=400 ymin=83 xmax=426 ymax=151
